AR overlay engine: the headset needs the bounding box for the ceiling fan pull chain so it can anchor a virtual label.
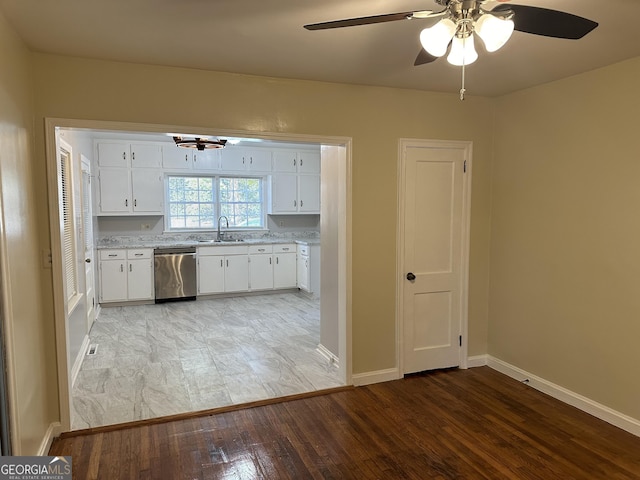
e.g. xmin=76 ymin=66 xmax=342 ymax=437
xmin=460 ymin=62 xmax=466 ymax=101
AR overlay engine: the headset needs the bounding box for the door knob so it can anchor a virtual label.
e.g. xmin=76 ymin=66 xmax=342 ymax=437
xmin=406 ymin=272 xmax=416 ymax=281
xmin=85 ymin=258 xmax=91 ymax=263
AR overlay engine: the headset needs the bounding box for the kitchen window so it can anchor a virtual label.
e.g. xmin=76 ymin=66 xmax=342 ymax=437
xmin=166 ymin=175 xmax=265 ymax=230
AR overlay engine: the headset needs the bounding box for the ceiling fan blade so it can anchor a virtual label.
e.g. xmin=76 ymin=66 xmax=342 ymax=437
xmin=494 ymin=4 xmax=598 ymax=39
xmin=414 ymin=49 xmax=438 ymax=66
xmin=304 ymin=11 xmax=421 ymax=30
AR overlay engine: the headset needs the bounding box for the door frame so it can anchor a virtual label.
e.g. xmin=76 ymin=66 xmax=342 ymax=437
xmin=396 ymin=138 xmax=472 ymax=375
xmin=44 ymin=117 xmax=352 ymax=432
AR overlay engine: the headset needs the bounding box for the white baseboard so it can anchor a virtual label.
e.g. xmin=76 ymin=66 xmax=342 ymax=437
xmin=316 ymin=344 xmax=339 ymax=368
xmin=37 ymin=422 xmax=62 ymax=456
xmin=488 ymin=356 xmax=640 ymax=438
xmin=352 ymin=368 xmax=401 ymax=386
xmin=71 ymin=335 xmax=90 ymax=388
xmin=467 ymin=355 xmax=488 ymax=368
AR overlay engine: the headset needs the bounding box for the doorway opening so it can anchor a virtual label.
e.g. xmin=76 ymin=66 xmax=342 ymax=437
xmin=45 ymin=119 xmax=351 ymax=431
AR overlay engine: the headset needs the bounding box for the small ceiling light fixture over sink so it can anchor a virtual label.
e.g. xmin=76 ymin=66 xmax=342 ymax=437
xmin=173 ymin=136 xmax=227 ymax=151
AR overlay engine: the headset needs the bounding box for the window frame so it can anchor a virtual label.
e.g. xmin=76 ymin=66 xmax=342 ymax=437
xmin=164 ymin=174 xmax=267 ymax=232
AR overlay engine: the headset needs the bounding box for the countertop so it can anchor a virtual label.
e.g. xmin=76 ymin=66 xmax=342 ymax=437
xmin=96 ymin=237 xmax=320 ymax=250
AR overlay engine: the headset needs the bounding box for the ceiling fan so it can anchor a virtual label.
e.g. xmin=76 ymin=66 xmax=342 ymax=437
xmin=304 ymin=0 xmax=598 ymax=98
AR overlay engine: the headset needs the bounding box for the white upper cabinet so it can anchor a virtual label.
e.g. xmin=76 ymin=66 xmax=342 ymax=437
xmin=130 ymin=144 xmax=162 ymax=168
xmin=162 ymin=144 xmax=193 ymax=170
xmin=161 ymin=144 xmax=221 ymax=171
xmin=272 ymin=150 xmax=298 ymax=173
xmin=98 ymin=168 xmax=131 ymax=213
xmin=97 ymin=142 xmax=162 ymax=168
xmin=270 ymin=148 xmax=321 ymax=215
xmin=220 ymin=147 xmax=272 ymax=172
xmin=272 ymin=149 xmax=321 ymax=174
xmin=298 ymin=151 xmax=321 ymax=174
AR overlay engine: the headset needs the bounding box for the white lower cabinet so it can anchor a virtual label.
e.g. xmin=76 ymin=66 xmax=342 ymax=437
xmin=198 ymin=245 xmax=249 ymax=294
xmin=249 ymin=245 xmax=273 ymax=291
xmin=99 ymin=249 xmax=154 ymax=303
xmin=199 ymin=243 xmax=299 ymax=295
xmin=297 ymin=243 xmax=320 ymax=295
xmin=273 ymin=245 xmax=297 ymax=289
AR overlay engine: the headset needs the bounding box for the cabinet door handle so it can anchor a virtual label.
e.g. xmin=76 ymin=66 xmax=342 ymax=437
xmin=132 ymin=152 xmax=135 ymax=161
xmin=134 ymin=253 xmax=143 ymax=257
xmin=300 ymin=159 xmax=303 ymax=167
xmin=120 ymin=264 xmax=124 ymax=272
xmin=258 ymin=248 xmax=265 ymax=252
xmin=125 ymin=199 xmax=128 ymax=207
xmin=129 ymin=264 xmax=132 ymax=272
xmin=108 ymin=254 xmax=117 ymax=257
xmin=276 ymin=257 xmax=279 ymax=264
xmin=293 ymin=200 xmax=297 ymax=207
xmin=282 ymin=247 xmax=289 ymax=251
xmin=122 ymin=152 xmax=126 ymax=160
xmin=185 ymin=154 xmax=189 ymax=162
xmin=250 ymin=157 xmax=253 ymax=165
xmin=293 ymin=159 xmax=296 ymax=167
xmin=134 ymin=199 xmax=137 ymax=207
xmin=300 ymin=200 xmax=304 ymax=207
xmin=220 ymin=259 xmax=223 ymax=267
xmin=269 ymin=257 xmax=272 ymax=264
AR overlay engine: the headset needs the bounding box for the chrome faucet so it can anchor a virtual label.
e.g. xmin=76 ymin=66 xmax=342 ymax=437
xmin=217 ymin=216 xmax=229 ymax=241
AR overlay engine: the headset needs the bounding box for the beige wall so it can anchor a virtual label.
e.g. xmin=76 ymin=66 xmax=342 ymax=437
xmin=31 ymin=54 xmax=495 ymax=374
xmin=491 ymin=57 xmax=640 ymax=420
xmin=0 ymin=12 xmax=57 ymax=454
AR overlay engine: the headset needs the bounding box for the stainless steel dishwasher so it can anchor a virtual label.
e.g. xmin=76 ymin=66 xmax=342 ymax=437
xmin=154 ymin=247 xmax=197 ymax=302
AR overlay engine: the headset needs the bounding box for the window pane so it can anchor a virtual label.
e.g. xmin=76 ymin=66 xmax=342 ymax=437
xmin=167 ymin=176 xmax=216 ymax=230
xmin=218 ymin=177 xmax=263 ymax=229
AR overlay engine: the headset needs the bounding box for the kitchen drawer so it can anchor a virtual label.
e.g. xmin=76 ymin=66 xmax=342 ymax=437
xmin=127 ymin=249 xmax=152 ymax=259
xmin=100 ymin=249 xmax=126 ymax=260
xmin=248 ymin=245 xmax=273 ymax=254
xmin=198 ymin=245 xmax=248 ymax=256
xmin=297 ymin=244 xmax=309 ymax=256
xmin=274 ymin=244 xmax=296 ymax=254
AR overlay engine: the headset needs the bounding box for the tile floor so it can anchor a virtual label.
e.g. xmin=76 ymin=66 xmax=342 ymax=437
xmin=71 ymin=292 xmax=342 ymax=430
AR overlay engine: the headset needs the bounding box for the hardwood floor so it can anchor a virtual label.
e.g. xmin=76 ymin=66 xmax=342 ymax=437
xmin=50 ymin=367 xmax=640 ymax=479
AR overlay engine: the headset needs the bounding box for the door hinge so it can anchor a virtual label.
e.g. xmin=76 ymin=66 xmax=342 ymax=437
xmin=463 ymin=160 xmax=467 ymax=173
xmin=459 ymin=335 xmax=462 ymax=347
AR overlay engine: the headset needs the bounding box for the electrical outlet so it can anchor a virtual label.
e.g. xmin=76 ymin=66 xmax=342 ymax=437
xmin=141 ymin=223 xmax=151 ymax=230
xmin=279 ymin=220 xmax=285 ymax=227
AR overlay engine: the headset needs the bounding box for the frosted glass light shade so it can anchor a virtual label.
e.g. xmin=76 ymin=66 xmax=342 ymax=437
xmin=419 ymin=19 xmax=457 ymax=57
xmin=475 ymin=14 xmax=514 ymax=52
xmin=447 ymin=35 xmax=478 ymax=66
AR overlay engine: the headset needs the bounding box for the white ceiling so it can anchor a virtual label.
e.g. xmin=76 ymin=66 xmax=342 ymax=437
xmin=1 ymin=0 xmax=638 ymax=97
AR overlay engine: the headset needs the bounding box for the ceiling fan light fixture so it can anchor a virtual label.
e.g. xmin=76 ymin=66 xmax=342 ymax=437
xmin=474 ymin=14 xmax=514 ymax=52
xmin=419 ymin=18 xmax=456 ymax=57
xmin=173 ymin=136 xmax=227 ymax=151
xmin=447 ymin=34 xmax=478 ymax=66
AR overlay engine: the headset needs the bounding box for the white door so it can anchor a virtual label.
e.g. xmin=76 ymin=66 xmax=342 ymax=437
xmin=224 ymin=255 xmax=249 ymax=292
xmin=98 ymin=168 xmax=130 ymax=213
xmin=274 ymin=252 xmax=297 ymax=288
xmin=298 ymin=175 xmax=321 ymax=213
xmin=130 ymin=144 xmax=162 ymax=168
xmin=80 ymin=157 xmax=96 ymax=331
xmin=198 ymin=255 xmax=225 ymax=294
xmin=127 ymin=258 xmax=153 ymax=300
xmin=249 ymin=254 xmax=273 ymax=291
xmin=131 ymin=169 xmax=163 ymax=213
xmin=271 ymin=174 xmax=298 ymax=213
xmin=400 ymin=139 xmax=471 ymax=374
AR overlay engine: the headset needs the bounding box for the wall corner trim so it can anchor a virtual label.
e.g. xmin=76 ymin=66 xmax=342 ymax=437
xmin=71 ymin=335 xmax=91 ymax=388
xmin=487 ymin=356 xmax=640 ymax=438
xmin=38 ymin=422 xmax=63 ymax=456
xmin=352 ymin=368 xmax=400 ymax=386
